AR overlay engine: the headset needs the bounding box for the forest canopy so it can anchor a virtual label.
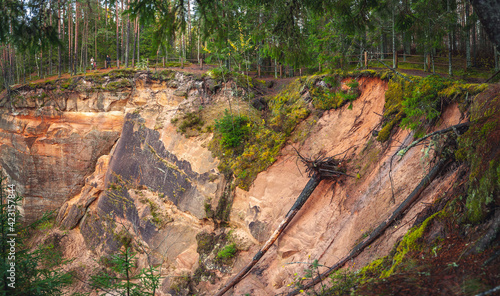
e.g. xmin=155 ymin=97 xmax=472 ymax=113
xmin=1 ymin=0 xmax=500 ymax=91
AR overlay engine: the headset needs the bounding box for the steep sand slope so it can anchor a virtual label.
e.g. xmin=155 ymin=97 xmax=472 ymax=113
xmin=0 ymin=72 xmax=466 ymax=295
xmin=227 ymin=77 xmax=463 ymax=295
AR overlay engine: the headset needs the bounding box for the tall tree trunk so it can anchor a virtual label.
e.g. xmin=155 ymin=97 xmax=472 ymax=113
xmin=187 ymin=0 xmax=192 ymax=59
xmin=197 ymin=29 xmax=200 ymax=65
xmin=74 ymin=1 xmax=79 ymax=75
xmin=448 ymin=0 xmax=453 ymax=75
xmin=105 ymin=0 xmax=108 ymax=43
xmin=125 ymin=0 xmax=130 ymax=68
xmin=392 ymin=2 xmax=396 ymax=68
xmin=105 ymin=0 xmax=108 ymax=27
xmin=380 ymin=28 xmax=384 ymax=59
xmin=472 ymin=19 xmax=477 ymax=66
xmin=120 ymin=0 xmax=124 ymax=65
xmin=23 ymin=52 xmax=26 ymax=84
xmin=68 ymin=3 xmax=72 ymax=75
xmin=49 ymin=14 xmax=53 ymax=76
xmin=156 ymin=47 xmax=159 ymax=72
xmin=403 ymin=31 xmax=406 ymax=61
xmin=132 ymin=19 xmax=137 ymax=68
xmin=95 ymin=0 xmax=98 ymax=65
xmin=62 ymin=6 xmax=66 ymax=74
xmin=181 ymin=33 xmax=185 ymax=69
xmin=465 ymin=1 xmax=472 ymax=69
xmin=137 ymin=25 xmax=141 ymax=63
xmin=116 ymin=0 xmax=120 ymax=68
xmin=424 ymin=31 xmax=428 ymax=72
xmin=58 ymin=0 xmax=62 ymax=78
xmin=84 ymin=14 xmax=88 ymax=72
xmin=471 ymin=0 xmax=500 ymax=51
xmin=495 ymin=46 xmax=499 ymax=71
xmin=40 ymin=50 xmax=43 ymax=78
xmin=16 ymin=53 xmax=20 ymax=84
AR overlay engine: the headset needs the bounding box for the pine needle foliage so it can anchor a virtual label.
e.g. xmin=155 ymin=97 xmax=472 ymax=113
xmin=0 ymin=175 xmax=73 ymax=296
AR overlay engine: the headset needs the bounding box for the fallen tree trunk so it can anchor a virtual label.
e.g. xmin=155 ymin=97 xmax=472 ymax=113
xmin=286 ymin=157 xmax=451 ymax=296
xmin=214 ymin=173 xmax=322 ymax=296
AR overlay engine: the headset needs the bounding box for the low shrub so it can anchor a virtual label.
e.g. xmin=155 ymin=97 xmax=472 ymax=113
xmin=214 ymin=110 xmax=250 ymax=150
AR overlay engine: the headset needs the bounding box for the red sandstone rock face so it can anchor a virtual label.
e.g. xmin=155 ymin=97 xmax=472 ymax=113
xmin=0 ymin=108 xmax=124 ymax=223
xmin=226 ymin=77 xmax=465 ymax=295
xmin=1 ymin=72 xmax=467 ymax=295
xmin=1 ymin=72 xmax=231 ymax=294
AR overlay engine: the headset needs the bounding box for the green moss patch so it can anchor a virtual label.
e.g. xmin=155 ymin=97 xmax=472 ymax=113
xmin=217 ymin=243 xmax=237 ymax=260
xmin=151 ymin=69 xmax=176 ymax=81
xmin=210 ymin=79 xmax=309 ymax=190
xmin=455 ymin=87 xmax=500 ymax=223
xmin=377 ymin=75 xmax=487 ymax=141
xmin=172 ymin=111 xmax=205 ymax=137
xmin=105 ymin=78 xmax=132 ymax=91
xmin=203 ymin=68 xmax=263 ymax=89
xmin=107 ymin=68 xmax=137 ymax=79
xmin=381 ymin=212 xmax=441 ymax=278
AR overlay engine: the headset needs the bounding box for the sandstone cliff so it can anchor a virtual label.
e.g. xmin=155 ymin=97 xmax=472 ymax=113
xmin=1 ymin=69 xmax=497 ymax=296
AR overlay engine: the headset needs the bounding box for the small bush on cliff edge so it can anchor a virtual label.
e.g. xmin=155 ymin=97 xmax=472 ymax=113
xmin=210 ymin=79 xmax=309 ymax=190
xmin=215 ymin=110 xmax=250 ymax=150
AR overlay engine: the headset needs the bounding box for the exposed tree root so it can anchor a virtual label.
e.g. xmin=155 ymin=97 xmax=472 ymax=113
xmin=397 ymin=122 xmax=470 ymax=158
xmin=214 ymin=151 xmax=347 ymax=296
xmin=296 ymin=148 xmax=350 ymax=179
xmin=286 ymin=157 xmax=451 ymax=296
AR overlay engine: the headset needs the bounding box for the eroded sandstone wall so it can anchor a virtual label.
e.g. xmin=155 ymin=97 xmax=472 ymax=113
xmin=0 ymin=72 xmax=466 ymax=295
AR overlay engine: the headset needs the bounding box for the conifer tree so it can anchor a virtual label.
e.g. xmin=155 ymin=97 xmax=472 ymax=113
xmin=0 ymin=175 xmax=73 ymax=296
xmin=89 ymin=235 xmax=160 ymax=296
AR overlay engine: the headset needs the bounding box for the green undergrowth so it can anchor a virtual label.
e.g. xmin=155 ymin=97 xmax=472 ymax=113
xmin=214 ymin=110 xmax=251 ymax=150
xmin=209 ymin=79 xmax=309 ymax=189
xmin=106 ymin=68 xmax=137 ymax=79
xmin=217 ymin=243 xmax=237 ymax=261
xmin=380 ymin=212 xmax=442 ymax=278
xmin=150 ymin=69 xmax=176 ymax=81
xmin=104 ymin=78 xmax=132 ymax=91
xmin=309 ymin=78 xmax=360 ymax=110
xmin=171 ymin=111 xmax=205 ymax=136
xmin=360 ymin=211 xmax=443 ymax=280
xmin=209 ymin=72 xmax=366 ymax=190
xmin=23 ymin=69 xmax=140 ymax=93
xmin=150 ymin=61 xmax=192 ymax=68
xmin=377 ymin=75 xmax=487 ymax=141
xmin=203 ymin=67 xmax=265 ymax=89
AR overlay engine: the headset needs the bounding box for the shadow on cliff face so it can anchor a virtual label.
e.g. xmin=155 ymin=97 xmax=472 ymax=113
xmin=80 ymin=112 xmax=220 ymax=253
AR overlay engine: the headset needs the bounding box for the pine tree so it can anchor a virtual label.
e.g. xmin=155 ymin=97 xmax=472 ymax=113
xmin=0 ymin=175 xmax=73 ymax=296
xmin=89 ymin=236 xmax=160 ymax=296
